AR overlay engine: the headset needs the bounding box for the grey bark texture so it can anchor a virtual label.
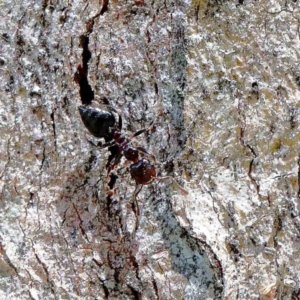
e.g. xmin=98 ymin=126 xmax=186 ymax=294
xmin=1 ymin=0 xmax=300 ymax=299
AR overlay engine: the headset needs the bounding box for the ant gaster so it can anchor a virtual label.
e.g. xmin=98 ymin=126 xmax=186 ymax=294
xmin=78 ymin=104 xmax=188 ymax=207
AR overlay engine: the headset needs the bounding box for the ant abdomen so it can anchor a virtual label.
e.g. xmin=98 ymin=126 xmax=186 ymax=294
xmin=78 ymin=105 xmax=116 ymax=140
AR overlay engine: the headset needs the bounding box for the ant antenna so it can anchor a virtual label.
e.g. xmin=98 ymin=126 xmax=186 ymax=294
xmin=155 ymin=176 xmax=189 ymax=195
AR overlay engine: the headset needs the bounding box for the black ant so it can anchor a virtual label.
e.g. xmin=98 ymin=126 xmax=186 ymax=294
xmin=78 ymin=104 xmax=188 ymax=213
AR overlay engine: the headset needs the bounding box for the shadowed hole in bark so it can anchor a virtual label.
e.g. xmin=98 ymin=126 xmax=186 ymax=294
xmin=100 ymin=0 xmax=109 ymax=15
xmin=74 ymin=35 xmax=94 ymax=105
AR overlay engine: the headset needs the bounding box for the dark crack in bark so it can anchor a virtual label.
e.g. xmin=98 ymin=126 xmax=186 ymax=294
xmin=96 ymin=275 xmax=109 ymax=298
xmin=272 ymin=213 xmax=283 ymax=248
xmin=107 ymin=173 xmax=118 ymax=214
xmin=0 ymin=242 xmax=19 ymax=276
xmin=40 ymin=145 xmax=46 ymax=171
xmin=297 ymin=155 xmax=300 ymax=200
xmin=127 ymin=284 xmax=142 ymax=300
xmin=248 ymin=157 xmax=260 ymax=195
xmin=50 ymin=109 xmax=57 ymax=152
xmin=195 ymin=235 xmax=224 ymax=298
xmin=74 ymin=7 xmax=108 ymax=105
xmin=74 ymin=34 xmax=94 ymax=105
xmin=151 ymin=277 xmax=160 ymax=300
xmin=72 ymin=202 xmax=90 ymax=242
xmin=100 ymin=0 xmax=109 ymax=15
xmin=237 ymin=97 xmax=267 ymax=201
xmin=0 ymin=137 xmax=11 ymax=180
xmin=34 ymin=252 xmax=56 ymax=298
xmin=292 ymin=288 xmax=300 ymax=299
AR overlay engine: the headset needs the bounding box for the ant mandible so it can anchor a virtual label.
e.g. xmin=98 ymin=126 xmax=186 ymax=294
xmin=78 ymin=104 xmax=188 ymax=209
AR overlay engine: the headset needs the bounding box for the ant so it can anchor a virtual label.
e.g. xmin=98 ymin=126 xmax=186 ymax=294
xmin=78 ymin=104 xmax=188 ymax=214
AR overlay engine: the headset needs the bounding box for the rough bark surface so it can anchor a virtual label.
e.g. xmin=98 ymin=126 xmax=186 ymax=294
xmin=1 ymin=0 xmax=300 ymax=299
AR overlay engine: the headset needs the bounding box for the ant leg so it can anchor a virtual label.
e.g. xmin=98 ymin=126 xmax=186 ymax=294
xmin=113 ymin=160 xmax=131 ymax=174
xmin=124 ymin=121 xmax=154 ymax=145
xmin=133 ymin=184 xmax=143 ymax=216
xmin=136 ymin=147 xmax=156 ymax=163
xmin=118 ymin=114 xmax=122 ymax=131
xmin=155 ymin=176 xmax=189 ymax=195
xmin=118 ymin=121 xmax=154 ymax=149
xmin=98 ymin=140 xmax=116 ymax=149
xmin=131 ymin=121 xmax=154 ymax=139
xmin=106 ymin=151 xmax=123 ymax=175
xmin=85 ymin=135 xmax=103 ymax=147
xmin=131 ymin=184 xmax=143 ymax=233
xmin=85 ymin=135 xmax=116 ymax=149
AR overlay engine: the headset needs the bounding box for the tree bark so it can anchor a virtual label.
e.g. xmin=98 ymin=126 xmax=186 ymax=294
xmin=1 ymin=0 xmax=300 ymax=299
